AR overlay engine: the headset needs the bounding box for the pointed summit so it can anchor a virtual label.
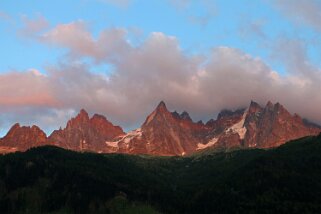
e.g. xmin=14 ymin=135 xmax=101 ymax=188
xmin=250 ymin=100 xmax=260 ymax=107
xmin=5 ymin=123 xmax=21 ymax=138
xmin=156 ymin=101 xmax=167 ymax=111
xmin=248 ymin=100 xmax=262 ymax=114
xmin=274 ymin=102 xmax=285 ymax=111
xmin=10 ymin=123 xmax=21 ymax=131
xmin=171 ymin=111 xmax=180 ymax=119
xmin=79 ymin=109 xmax=89 ymax=117
xmin=66 ymin=109 xmax=89 ymax=128
xmin=266 ymin=100 xmax=274 ymax=109
xmin=180 ymin=111 xmax=192 ymax=121
xmin=143 ymin=101 xmax=171 ymax=126
xmin=75 ymin=109 xmax=90 ymax=122
xmin=197 ymin=120 xmax=204 ymax=125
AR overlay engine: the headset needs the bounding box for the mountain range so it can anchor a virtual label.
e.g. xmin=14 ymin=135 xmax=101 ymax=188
xmin=0 ymin=100 xmax=320 ymax=155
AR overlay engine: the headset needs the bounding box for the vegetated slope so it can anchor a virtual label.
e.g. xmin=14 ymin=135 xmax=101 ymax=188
xmin=0 ymin=134 xmax=321 ymax=213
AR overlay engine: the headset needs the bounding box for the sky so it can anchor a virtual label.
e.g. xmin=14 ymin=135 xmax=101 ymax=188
xmin=0 ymin=0 xmax=321 ymax=135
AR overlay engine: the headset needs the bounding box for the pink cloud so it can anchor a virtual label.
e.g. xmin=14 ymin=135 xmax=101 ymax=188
xmin=19 ymin=15 xmax=50 ymax=37
xmin=36 ymin=21 xmax=131 ymax=63
xmin=1 ymin=23 xmax=321 ymax=134
xmin=0 ymin=70 xmax=59 ymax=108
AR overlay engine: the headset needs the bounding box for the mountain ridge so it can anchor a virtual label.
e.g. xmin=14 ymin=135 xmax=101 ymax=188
xmin=0 ymin=100 xmax=320 ymax=155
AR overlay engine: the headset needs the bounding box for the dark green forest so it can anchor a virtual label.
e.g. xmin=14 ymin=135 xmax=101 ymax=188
xmin=1 ymin=134 xmax=321 ymax=213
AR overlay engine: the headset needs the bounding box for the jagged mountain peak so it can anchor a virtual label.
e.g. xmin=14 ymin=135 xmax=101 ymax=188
xmin=7 ymin=123 xmax=45 ymax=135
xmin=156 ymin=100 xmax=167 ymax=111
xmin=197 ymin=120 xmax=204 ymax=125
xmin=66 ymin=109 xmax=90 ymax=128
xmin=0 ymin=100 xmax=320 ymax=155
xmin=172 ymin=111 xmax=180 ymax=119
xmin=76 ymin=109 xmax=90 ymax=120
xmin=266 ymin=100 xmax=274 ymax=109
xmin=217 ymin=108 xmax=245 ymax=120
xmin=1 ymin=123 xmax=47 ymax=151
xmin=171 ymin=110 xmax=193 ymax=122
xmin=143 ymin=101 xmax=173 ymax=126
xmin=274 ymin=102 xmax=286 ymax=111
xmin=205 ymin=119 xmax=215 ymax=126
xmin=9 ymin=123 xmax=21 ymax=131
xmin=90 ymin=113 xmax=108 ymax=122
xmin=180 ymin=111 xmax=192 ymax=121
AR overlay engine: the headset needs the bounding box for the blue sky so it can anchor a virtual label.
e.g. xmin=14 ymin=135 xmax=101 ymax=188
xmin=0 ymin=0 xmax=321 ymax=135
xmin=1 ymin=0 xmax=318 ymax=74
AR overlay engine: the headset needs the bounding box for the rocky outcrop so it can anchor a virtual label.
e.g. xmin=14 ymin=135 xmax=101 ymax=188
xmin=48 ymin=109 xmax=124 ymax=152
xmin=0 ymin=123 xmax=47 ymax=152
xmin=112 ymin=101 xmax=209 ymax=156
xmin=243 ymin=101 xmax=320 ymax=148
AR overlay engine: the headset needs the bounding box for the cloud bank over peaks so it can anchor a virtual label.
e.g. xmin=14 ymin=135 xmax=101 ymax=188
xmin=1 ymin=20 xmax=321 ymax=134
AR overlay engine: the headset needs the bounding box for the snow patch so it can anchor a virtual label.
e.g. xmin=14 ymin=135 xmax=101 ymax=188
xmin=226 ymin=110 xmax=247 ymax=139
xmin=197 ymin=137 xmax=218 ymax=150
xmin=248 ymin=143 xmax=257 ymax=148
xmin=105 ymin=128 xmax=143 ymax=148
xmin=105 ymin=141 xmax=119 ymax=148
xmin=120 ymin=128 xmax=143 ymax=144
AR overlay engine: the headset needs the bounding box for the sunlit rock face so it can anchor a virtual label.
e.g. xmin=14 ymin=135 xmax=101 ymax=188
xmin=0 ymin=101 xmax=320 ymax=155
xmin=114 ymin=101 xmax=210 ymax=156
xmin=0 ymin=123 xmax=47 ymax=152
xmin=47 ymin=109 xmax=125 ymax=152
xmin=202 ymin=100 xmax=320 ymax=150
xmin=243 ymin=101 xmax=321 ymax=148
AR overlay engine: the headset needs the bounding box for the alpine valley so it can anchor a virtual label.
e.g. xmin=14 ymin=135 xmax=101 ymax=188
xmin=0 ymin=100 xmax=320 ymax=155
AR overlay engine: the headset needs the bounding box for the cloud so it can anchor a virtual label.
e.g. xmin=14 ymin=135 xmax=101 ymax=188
xmin=197 ymin=47 xmax=321 ymax=122
xmin=239 ymin=19 xmax=267 ymax=40
xmin=29 ymin=21 xmax=131 ymax=63
xmin=0 ymin=69 xmax=57 ymax=108
xmin=19 ymin=15 xmax=50 ymax=37
xmin=2 ymin=23 xmax=321 ymax=135
xmin=272 ymin=0 xmax=321 ymax=32
xmin=270 ymin=38 xmax=318 ymax=77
